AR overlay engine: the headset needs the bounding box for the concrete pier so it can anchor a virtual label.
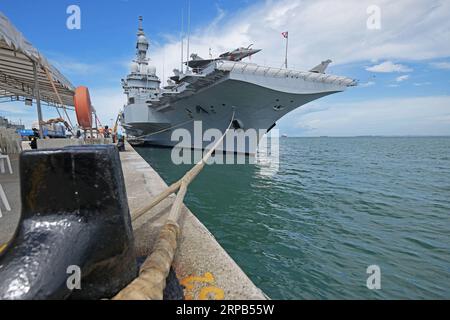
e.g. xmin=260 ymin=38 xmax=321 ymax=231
xmin=121 ymin=143 xmax=266 ymax=300
xmin=0 ymin=143 xmax=266 ymax=300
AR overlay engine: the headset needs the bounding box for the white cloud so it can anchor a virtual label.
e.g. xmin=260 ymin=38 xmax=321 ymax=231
xmin=3 ymin=0 xmax=450 ymax=135
xmin=48 ymin=54 xmax=103 ymax=76
xmin=279 ymin=96 xmax=450 ymax=136
xmin=148 ymin=0 xmax=450 ymax=76
xmin=429 ymin=62 xmax=450 ymax=70
xmin=396 ymin=75 xmax=410 ymax=82
xmin=89 ymin=87 xmax=127 ymax=126
xmin=54 ymin=60 xmax=96 ymax=76
xmin=0 ymin=103 xmax=28 ymax=115
xmin=413 ymin=82 xmax=432 ymax=86
xmin=359 ymin=81 xmax=376 ymax=87
xmin=366 ymin=61 xmax=413 ymax=73
xmin=5 ymin=0 xmax=450 ymax=135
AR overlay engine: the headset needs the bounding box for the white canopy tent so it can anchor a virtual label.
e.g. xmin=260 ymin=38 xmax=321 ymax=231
xmin=0 ymin=12 xmax=76 ymax=135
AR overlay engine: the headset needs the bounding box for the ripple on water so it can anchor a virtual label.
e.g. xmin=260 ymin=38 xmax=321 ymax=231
xmin=136 ymin=137 xmax=450 ymax=299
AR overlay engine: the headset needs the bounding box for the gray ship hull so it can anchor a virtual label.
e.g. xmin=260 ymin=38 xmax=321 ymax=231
xmin=121 ymin=21 xmax=355 ymax=154
xmin=123 ymin=76 xmax=341 ymax=154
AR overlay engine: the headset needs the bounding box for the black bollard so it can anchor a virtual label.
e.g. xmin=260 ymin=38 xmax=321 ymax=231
xmin=0 ymin=145 xmax=137 ymax=300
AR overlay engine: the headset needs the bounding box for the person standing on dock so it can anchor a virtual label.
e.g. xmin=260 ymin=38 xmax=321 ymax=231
xmin=29 ymin=128 xmax=40 ymax=149
xmin=104 ymin=126 xmax=111 ymax=139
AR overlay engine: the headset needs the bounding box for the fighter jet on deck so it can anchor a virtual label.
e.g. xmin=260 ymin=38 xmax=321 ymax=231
xmin=218 ymin=45 xmax=262 ymax=61
xmin=187 ymin=45 xmax=261 ymax=69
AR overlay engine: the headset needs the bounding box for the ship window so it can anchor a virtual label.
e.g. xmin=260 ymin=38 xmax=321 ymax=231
xmin=129 ymin=97 xmax=135 ymax=104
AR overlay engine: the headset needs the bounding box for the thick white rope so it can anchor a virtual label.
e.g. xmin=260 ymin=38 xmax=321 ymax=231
xmin=131 ymin=118 xmax=195 ymax=140
xmin=131 ymin=109 xmax=235 ymax=222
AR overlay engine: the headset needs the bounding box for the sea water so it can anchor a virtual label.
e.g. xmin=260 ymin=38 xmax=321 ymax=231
xmin=136 ymin=137 xmax=450 ymax=299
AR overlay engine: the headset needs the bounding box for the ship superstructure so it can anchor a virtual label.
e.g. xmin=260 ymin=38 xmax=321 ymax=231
xmin=121 ymin=17 xmax=356 ymax=153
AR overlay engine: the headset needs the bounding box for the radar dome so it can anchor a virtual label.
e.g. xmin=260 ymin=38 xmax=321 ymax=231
xmin=147 ymin=65 xmax=156 ymax=75
xmin=131 ymin=62 xmax=139 ymax=73
xmin=137 ymin=35 xmax=148 ymax=45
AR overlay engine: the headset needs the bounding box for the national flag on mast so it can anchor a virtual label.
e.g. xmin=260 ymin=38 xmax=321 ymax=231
xmin=282 ymin=31 xmax=289 ymax=69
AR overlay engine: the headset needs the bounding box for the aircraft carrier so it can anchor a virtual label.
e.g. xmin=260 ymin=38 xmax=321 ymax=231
xmin=121 ymin=17 xmax=356 ymax=154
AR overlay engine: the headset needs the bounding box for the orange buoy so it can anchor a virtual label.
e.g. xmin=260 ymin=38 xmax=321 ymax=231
xmin=74 ymin=86 xmax=93 ymax=129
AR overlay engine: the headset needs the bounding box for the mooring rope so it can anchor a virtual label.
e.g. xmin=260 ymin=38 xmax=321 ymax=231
xmin=113 ymin=109 xmax=236 ymax=300
xmin=132 ymin=118 xmax=195 ymax=140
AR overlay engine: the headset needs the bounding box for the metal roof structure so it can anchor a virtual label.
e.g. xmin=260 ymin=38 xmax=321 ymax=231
xmin=0 ymin=12 xmax=75 ymax=107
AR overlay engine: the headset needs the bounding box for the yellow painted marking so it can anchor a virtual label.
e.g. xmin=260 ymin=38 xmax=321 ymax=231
xmin=180 ymin=272 xmax=215 ymax=289
xmin=180 ymin=272 xmax=225 ymax=300
xmin=0 ymin=243 xmax=7 ymax=253
xmin=199 ymin=286 xmax=225 ymax=300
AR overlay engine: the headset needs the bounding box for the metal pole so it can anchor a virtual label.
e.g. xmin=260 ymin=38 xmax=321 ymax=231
xmin=186 ymin=0 xmax=190 ymax=73
xmin=285 ymin=34 xmax=289 ymax=69
xmin=32 ymin=61 xmax=44 ymax=139
xmin=180 ymin=8 xmax=184 ymax=72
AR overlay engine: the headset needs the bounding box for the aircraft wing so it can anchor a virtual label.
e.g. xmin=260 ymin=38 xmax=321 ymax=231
xmin=309 ymin=59 xmax=332 ymax=73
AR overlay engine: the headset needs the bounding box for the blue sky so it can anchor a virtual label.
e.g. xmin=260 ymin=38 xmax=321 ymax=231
xmin=1 ymin=0 xmax=449 ymax=136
